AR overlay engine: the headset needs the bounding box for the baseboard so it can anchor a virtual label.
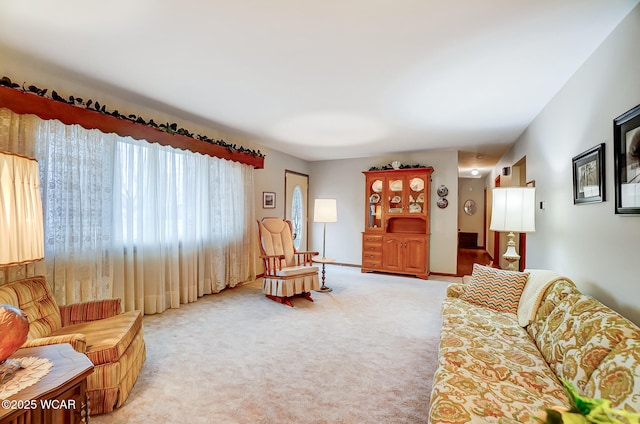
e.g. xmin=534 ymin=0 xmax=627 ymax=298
xmin=331 ymin=262 xmax=360 ymax=268
xmin=429 ymin=272 xmax=458 ymax=277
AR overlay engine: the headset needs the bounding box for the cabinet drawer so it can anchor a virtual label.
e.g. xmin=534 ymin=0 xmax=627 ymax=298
xmin=362 ymin=251 xmax=382 ymax=262
xmin=362 ymin=256 xmax=382 ymax=268
xmin=363 ymin=235 xmax=383 ymax=243
xmin=363 ymin=243 xmax=382 ymax=253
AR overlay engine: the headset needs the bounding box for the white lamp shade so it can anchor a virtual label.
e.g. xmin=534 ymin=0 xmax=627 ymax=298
xmin=490 ymin=187 xmax=535 ymax=233
xmin=0 ymin=151 xmax=45 ymax=266
xmin=314 ymin=198 xmax=337 ymax=223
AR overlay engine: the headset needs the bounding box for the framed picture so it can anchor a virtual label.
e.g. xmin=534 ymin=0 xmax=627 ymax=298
xmin=262 ymin=192 xmax=276 ymax=209
xmin=614 ymin=104 xmax=640 ymax=215
xmin=572 ymin=143 xmax=605 ymax=204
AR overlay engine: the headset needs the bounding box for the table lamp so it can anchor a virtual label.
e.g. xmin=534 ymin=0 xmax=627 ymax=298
xmin=489 ymin=187 xmax=535 ymax=271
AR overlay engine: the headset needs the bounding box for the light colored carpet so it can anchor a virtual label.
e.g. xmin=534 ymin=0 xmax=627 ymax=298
xmin=92 ymin=265 xmax=452 ymax=424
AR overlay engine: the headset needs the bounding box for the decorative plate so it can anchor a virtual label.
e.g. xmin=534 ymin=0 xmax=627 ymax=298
xmin=390 ymin=195 xmax=401 ymax=203
xmin=369 ymin=193 xmax=380 ymax=203
xmin=409 ymin=203 xmax=422 ymax=213
xmin=437 ymin=197 xmax=448 ymax=209
xmin=389 ymin=180 xmax=403 ymax=192
xmin=409 ymin=178 xmax=424 ymax=192
xmin=416 ymin=193 xmax=425 ymax=203
xmin=371 ymin=180 xmax=383 ymax=193
xmin=437 ymin=185 xmax=449 ymax=197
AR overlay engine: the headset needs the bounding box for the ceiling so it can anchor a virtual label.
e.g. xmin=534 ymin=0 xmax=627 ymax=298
xmin=0 ymin=1 xmax=638 ymax=176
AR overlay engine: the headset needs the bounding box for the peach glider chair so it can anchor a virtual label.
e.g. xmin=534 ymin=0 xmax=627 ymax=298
xmin=257 ymin=217 xmax=320 ymax=307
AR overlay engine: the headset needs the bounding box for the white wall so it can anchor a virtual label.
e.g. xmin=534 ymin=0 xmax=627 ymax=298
xmin=308 ymin=149 xmax=459 ymax=275
xmin=254 ymin=148 xmax=310 ymax=221
xmin=494 ymin=4 xmax=640 ymax=324
xmin=0 ymin=49 xmax=265 ymax=156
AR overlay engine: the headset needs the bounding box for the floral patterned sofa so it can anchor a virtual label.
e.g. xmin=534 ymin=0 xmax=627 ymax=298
xmin=428 ymin=265 xmax=640 ymax=423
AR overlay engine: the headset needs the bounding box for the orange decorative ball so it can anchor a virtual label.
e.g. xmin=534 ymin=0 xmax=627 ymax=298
xmin=0 ymin=304 xmax=29 ymax=363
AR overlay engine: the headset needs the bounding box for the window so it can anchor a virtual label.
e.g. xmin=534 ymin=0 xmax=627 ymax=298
xmin=291 ymin=185 xmax=303 ymax=250
xmin=29 ymin=114 xmax=255 ymax=313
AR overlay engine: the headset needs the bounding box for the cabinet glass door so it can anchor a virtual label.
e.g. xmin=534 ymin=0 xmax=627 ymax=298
xmin=408 ymin=177 xmax=425 ymax=214
xmin=367 ymin=178 xmax=383 ymax=229
xmin=388 ymin=178 xmax=404 ymax=214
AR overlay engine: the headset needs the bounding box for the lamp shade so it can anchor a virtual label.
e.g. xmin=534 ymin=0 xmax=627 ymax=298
xmin=0 ymin=151 xmax=45 ymax=266
xmin=490 ymin=187 xmax=536 ymax=233
xmin=313 ymin=198 xmax=337 ymax=223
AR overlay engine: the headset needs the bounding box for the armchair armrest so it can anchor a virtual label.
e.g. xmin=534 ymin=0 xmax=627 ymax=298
xmin=293 ymin=251 xmax=319 ymax=266
xmin=260 ymin=254 xmax=286 ymax=276
xmin=59 ymin=298 xmax=122 ymax=326
xmin=446 ymin=283 xmax=466 ymax=298
xmin=21 ymin=334 xmax=87 ymax=354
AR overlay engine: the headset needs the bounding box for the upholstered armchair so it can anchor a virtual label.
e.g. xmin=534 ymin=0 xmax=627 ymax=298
xmin=0 ymin=276 xmax=145 ymax=415
xmin=257 ymin=217 xmax=320 ymax=307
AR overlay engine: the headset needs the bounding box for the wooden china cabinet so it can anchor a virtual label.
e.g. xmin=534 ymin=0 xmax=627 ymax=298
xmin=362 ymin=167 xmax=434 ymax=279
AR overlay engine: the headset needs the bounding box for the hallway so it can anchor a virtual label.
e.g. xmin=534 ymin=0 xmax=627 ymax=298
xmin=456 ymin=247 xmax=492 ymax=277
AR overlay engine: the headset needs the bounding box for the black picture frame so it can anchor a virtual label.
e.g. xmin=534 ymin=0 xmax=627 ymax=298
xmin=572 ymin=143 xmax=605 ymax=204
xmin=262 ymin=192 xmax=276 ymax=209
xmin=614 ymin=104 xmax=640 ymax=215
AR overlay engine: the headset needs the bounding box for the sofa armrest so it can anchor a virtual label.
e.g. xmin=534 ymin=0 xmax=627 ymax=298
xmin=59 ymin=298 xmax=122 ymax=326
xmin=446 ymin=283 xmax=466 ymax=298
xmin=21 ymin=334 xmax=87 ymax=354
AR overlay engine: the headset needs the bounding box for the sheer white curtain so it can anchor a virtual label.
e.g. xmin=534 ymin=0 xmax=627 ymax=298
xmin=111 ymin=138 xmax=256 ymax=314
xmin=35 ymin=120 xmax=116 ymax=305
xmin=0 ymin=107 xmax=256 ymax=314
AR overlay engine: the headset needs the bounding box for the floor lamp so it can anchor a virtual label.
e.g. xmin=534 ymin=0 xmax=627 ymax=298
xmin=313 ymin=198 xmax=337 ymax=292
xmin=0 ymin=151 xmax=45 ymax=382
xmin=489 ymin=187 xmax=535 ymax=271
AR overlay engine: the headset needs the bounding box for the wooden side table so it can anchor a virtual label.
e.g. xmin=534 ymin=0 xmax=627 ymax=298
xmin=0 ymin=344 xmax=94 ymax=424
xmin=312 ymin=256 xmax=335 ymax=292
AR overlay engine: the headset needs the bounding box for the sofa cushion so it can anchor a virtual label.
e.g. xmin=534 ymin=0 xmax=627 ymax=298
xmin=527 ymin=279 xmax=580 ymax=341
xmin=518 ymin=270 xmax=573 ymax=327
xmin=529 ymin=293 xmax=640 ymax=392
xmin=585 ymin=338 xmax=640 ymax=412
xmin=0 ymin=276 xmax=62 ymax=339
xmin=430 ymin=297 xmax=569 ymax=423
xmin=51 ymin=310 xmax=142 ymax=366
xmin=459 ymin=264 xmax=529 ymax=315
xmin=275 ymin=265 xmax=319 ymax=277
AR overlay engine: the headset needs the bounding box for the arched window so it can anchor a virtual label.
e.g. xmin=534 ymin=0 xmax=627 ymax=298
xmin=291 ymin=185 xmax=303 ymax=250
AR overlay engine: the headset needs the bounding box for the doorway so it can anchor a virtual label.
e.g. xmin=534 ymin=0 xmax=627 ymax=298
xmin=284 ymin=170 xmax=309 ymax=251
